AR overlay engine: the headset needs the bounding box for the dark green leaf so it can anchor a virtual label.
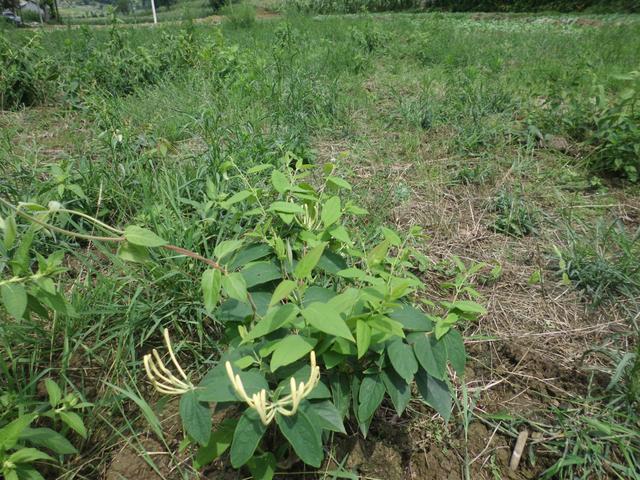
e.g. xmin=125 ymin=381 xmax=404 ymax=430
xmin=389 ymin=304 xmax=434 ymax=331
xmin=194 ymin=418 xmax=236 ymax=468
xmin=0 ymin=415 xmax=36 ymax=450
xmin=241 ymin=262 xmax=282 ymax=288
xmin=230 ymin=409 xmax=267 ymax=468
xmin=302 ymin=302 xmax=354 ymax=342
xmin=410 ymin=333 xmax=447 ymax=380
xmin=443 ymin=329 xmax=466 ymax=376
xmin=276 ymin=410 xmax=323 ymax=468
xmin=243 ymin=303 xmax=298 ymax=342
xmin=357 ymin=374 xmax=385 ymax=423
xmin=415 ymin=368 xmax=452 ymax=422
xmin=381 ymin=369 xmax=411 ymax=416
xmin=180 ymin=390 xmax=211 ymax=446
xmin=59 ymin=411 xmax=86 ymax=438
xmin=227 ymin=243 xmax=272 ymax=270
xmin=222 ymin=272 xmax=247 ymax=303
xmin=198 ymin=369 xmax=269 ymax=403
xmin=387 ymin=338 xmax=418 ymax=382
xmin=302 ymin=401 xmax=346 ymax=434
xmin=19 ymin=428 xmax=76 ymax=455
xmin=248 ymin=452 xmax=276 ymax=480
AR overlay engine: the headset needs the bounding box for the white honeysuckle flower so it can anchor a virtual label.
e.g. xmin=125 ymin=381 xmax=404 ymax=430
xmin=225 ymin=351 xmax=320 ymax=425
xmin=144 ymin=329 xmax=194 ymax=395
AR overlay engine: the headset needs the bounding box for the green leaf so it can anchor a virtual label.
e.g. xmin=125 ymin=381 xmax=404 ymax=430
xmin=227 ymin=243 xmax=272 ymax=270
xmin=222 ymin=272 xmax=247 ymax=303
xmin=58 ymin=411 xmax=87 ymax=439
xmin=214 ymin=239 xmax=244 ymax=261
xmin=194 ymin=418 xmax=237 ymax=469
xmin=268 ymin=201 xmax=305 ymax=214
xmin=123 ymin=226 xmax=167 ymax=248
xmin=276 ymin=409 xmax=323 ymax=468
xmin=381 ymin=369 xmax=411 ymax=416
xmin=270 ymin=280 xmax=297 ymax=306
xmin=389 ymin=305 xmax=434 ymax=332
xmin=356 ymin=320 xmax=371 ymax=359
xmin=117 ymin=241 xmax=150 ymax=263
xmin=357 ymin=374 xmax=385 ymax=423
xmin=387 ymin=338 xmax=418 ymax=382
xmin=415 ymin=369 xmax=452 ymax=422
xmin=442 ymin=300 xmax=487 ymax=315
xmin=328 ymin=225 xmax=351 ymax=244
xmin=321 ymin=196 xmax=341 ymax=227
xmin=302 ymin=401 xmax=346 ymax=434
xmin=3 ymin=215 xmax=17 ymax=250
xmin=198 ymin=370 xmax=269 ymax=403
xmin=44 ymin=379 xmax=61 ymax=407
xmin=179 ymin=390 xmax=211 ymax=446
xmin=302 ymin=302 xmax=355 ymax=342
xmin=220 ymin=190 xmax=252 ymax=209
xmin=410 ymin=333 xmax=447 ymax=380
xmin=270 ymin=336 xmax=317 ymax=372
xmin=248 ymin=452 xmax=276 ymax=480
xmin=271 ymin=170 xmax=290 ymax=194
xmin=13 ymin=466 xmax=44 ymax=480
xmin=201 ymin=269 xmax=222 ymax=313
xmin=247 ymin=164 xmax=273 ymax=174
xmin=230 ymin=409 xmax=267 ymax=468
xmin=8 ymin=448 xmax=54 ymax=464
xmin=1 ymin=283 xmax=27 ymax=320
xmin=443 ymin=329 xmax=466 ymax=376
xmin=294 ymin=243 xmax=326 ymax=280
xmin=327 ymin=176 xmax=352 ymax=190
xmin=0 ymin=414 xmax=36 ymax=450
xmin=367 ymin=240 xmax=389 ymax=266
xmin=243 ymin=303 xmax=298 ymax=343
xmin=19 ymin=428 xmax=77 ymax=455
xmin=241 ymin=262 xmax=282 ymax=288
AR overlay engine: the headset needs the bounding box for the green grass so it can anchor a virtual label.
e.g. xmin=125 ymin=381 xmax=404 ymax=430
xmin=1 ymin=10 xmax=640 ymax=479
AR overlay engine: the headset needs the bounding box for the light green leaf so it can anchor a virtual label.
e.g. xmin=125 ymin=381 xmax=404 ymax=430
xmin=243 ymin=303 xmax=298 ymax=343
xmin=356 ymin=320 xmax=371 ymax=359
xmin=201 ymin=269 xmax=222 ymax=313
xmin=19 ymin=428 xmax=77 ymax=455
xmin=321 ymin=196 xmax=341 ymax=227
xmin=247 ymin=164 xmax=273 ymax=174
xmin=1 ymin=283 xmax=27 ymax=320
xmin=220 ymin=190 xmax=252 ymax=209
xmin=270 ymin=279 xmax=297 ymax=306
xmin=336 ymin=268 xmax=366 ymax=279
xmin=44 ymin=379 xmax=61 ymax=408
xmin=271 ymin=170 xmax=290 ymax=194
xmin=442 ymin=300 xmax=487 ymax=315
xmin=230 ymin=409 xmax=267 ymax=468
xmin=123 ymin=226 xmax=167 ymax=248
xmin=180 ymin=390 xmax=211 ymax=446
xmin=328 ymin=225 xmax=351 ymax=244
xmin=0 ymin=414 xmax=36 ymax=450
xmin=327 ymin=176 xmax=352 ymax=190
xmin=268 ymin=201 xmax=304 ymax=214
xmin=222 ymin=272 xmax=247 ymax=303
xmin=276 ymin=410 xmax=323 ymax=468
xmin=367 ymin=240 xmax=389 ymax=266
xmin=270 ymin=336 xmax=317 ymax=372
xmin=8 ymin=448 xmax=54 ymax=464
xmin=214 ymin=239 xmax=244 ymax=261
xmin=387 ymin=338 xmax=418 ymax=382
xmin=294 ymin=243 xmax=326 ymax=280
xmin=3 ymin=214 xmax=17 ymax=250
xmin=302 ymin=302 xmax=355 ymax=342
xmin=117 ymin=241 xmax=150 ymax=263
xmin=58 ymin=411 xmax=87 ymax=439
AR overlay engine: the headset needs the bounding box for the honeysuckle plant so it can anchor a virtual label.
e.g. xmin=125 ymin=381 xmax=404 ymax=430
xmin=0 ymin=156 xmax=486 ymax=479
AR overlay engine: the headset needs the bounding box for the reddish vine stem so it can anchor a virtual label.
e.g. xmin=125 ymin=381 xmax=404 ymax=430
xmin=162 ymin=244 xmax=224 ymax=272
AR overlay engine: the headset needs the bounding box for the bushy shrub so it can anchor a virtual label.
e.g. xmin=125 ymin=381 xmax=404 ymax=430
xmin=0 ymin=33 xmax=57 ymax=110
xmin=221 ymin=2 xmax=256 ymax=28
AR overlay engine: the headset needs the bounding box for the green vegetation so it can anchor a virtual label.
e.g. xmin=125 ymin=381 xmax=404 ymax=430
xmin=1 ymin=9 xmax=639 ymax=480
